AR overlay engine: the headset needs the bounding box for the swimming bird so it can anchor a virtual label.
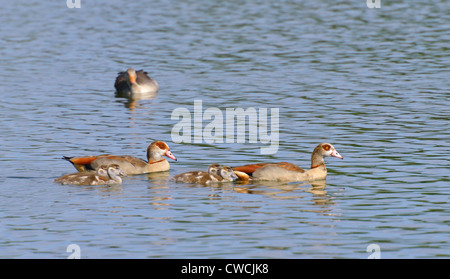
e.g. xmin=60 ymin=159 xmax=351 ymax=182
xmin=63 ymin=141 xmax=177 ymax=175
xmin=233 ymin=143 xmax=343 ymax=182
xmin=173 ymin=163 xmax=238 ymax=185
xmin=114 ymin=68 xmax=159 ymax=97
xmin=54 ymin=164 xmax=126 ymax=185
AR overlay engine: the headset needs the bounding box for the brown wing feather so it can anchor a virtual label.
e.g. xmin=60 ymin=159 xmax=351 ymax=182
xmin=274 ymin=162 xmax=305 ymax=172
xmin=63 ymin=156 xmax=102 ymax=172
xmin=233 ymin=162 xmax=305 ymax=175
xmin=63 ymin=154 xmax=121 ymax=171
xmin=233 ymin=163 xmax=271 ymax=174
xmin=67 ymin=156 xmax=99 ymax=166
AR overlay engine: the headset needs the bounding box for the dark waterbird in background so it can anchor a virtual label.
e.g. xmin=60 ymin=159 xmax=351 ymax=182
xmin=114 ymin=68 xmax=159 ymax=98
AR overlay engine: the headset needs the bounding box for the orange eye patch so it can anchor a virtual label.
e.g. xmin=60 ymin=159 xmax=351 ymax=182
xmin=323 ymin=144 xmax=331 ymax=151
xmin=156 ymin=141 xmax=168 ymax=150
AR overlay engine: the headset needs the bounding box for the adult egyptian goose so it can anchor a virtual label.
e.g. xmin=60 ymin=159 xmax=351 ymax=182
xmin=233 ymin=143 xmax=343 ymax=182
xmin=63 ymin=141 xmax=177 ymax=175
xmin=114 ymin=68 xmax=159 ymax=97
xmin=55 ymin=164 xmax=126 ymax=185
xmin=173 ymin=163 xmax=238 ymax=185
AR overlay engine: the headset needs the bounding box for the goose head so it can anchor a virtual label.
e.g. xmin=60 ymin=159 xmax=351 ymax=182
xmin=105 ymin=164 xmax=127 ymax=183
xmin=97 ymin=165 xmax=109 ymax=178
xmin=125 ymin=68 xmax=138 ymax=85
xmin=311 ymin=143 xmax=343 ymax=168
xmin=107 ymin=164 xmax=127 ymax=177
xmin=207 ymin=163 xmax=221 ymax=176
xmin=218 ymin=166 xmax=238 ymax=181
xmin=318 ymin=143 xmax=343 ymax=159
xmin=147 ymin=141 xmax=177 ymax=162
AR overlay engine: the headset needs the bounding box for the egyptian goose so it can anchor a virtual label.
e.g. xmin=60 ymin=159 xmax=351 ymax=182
xmin=173 ymin=163 xmax=238 ymax=185
xmin=114 ymin=68 xmax=159 ymax=97
xmin=233 ymin=143 xmax=343 ymax=182
xmin=63 ymin=141 xmax=177 ymax=175
xmin=217 ymin=165 xmax=239 ymax=182
xmin=55 ymin=164 xmax=126 ymax=185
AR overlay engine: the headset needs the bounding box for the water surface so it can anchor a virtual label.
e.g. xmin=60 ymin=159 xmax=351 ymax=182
xmin=0 ymin=0 xmax=449 ymax=258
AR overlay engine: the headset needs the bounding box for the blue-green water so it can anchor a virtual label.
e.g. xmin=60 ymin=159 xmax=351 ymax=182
xmin=0 ymin=0 xmax=449 ymax=258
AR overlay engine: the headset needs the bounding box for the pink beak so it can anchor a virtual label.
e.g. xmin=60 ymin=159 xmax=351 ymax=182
xmin=165 ymin=150 xmax=177 ymax=161
xmin=331 ymin=149 xmax=343 ymax=159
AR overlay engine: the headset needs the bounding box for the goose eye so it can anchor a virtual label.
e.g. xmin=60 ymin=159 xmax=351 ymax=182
xmin=323 ymin=144 xmax=331 ymax=151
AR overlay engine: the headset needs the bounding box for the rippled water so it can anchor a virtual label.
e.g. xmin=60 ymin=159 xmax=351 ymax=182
xmin=0 ymin=0 xmax=449 ymax=258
